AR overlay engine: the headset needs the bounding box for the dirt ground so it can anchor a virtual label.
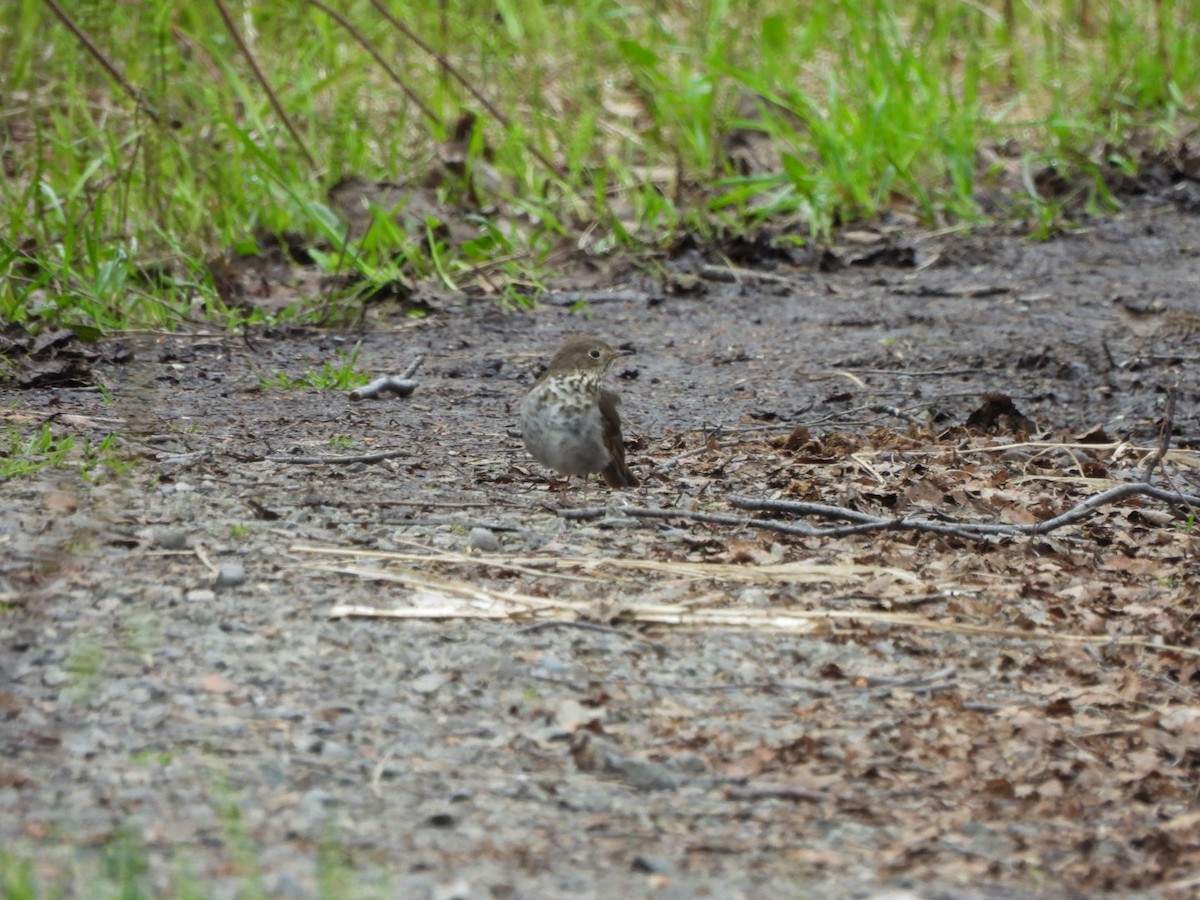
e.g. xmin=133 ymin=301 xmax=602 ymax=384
xmin=3 ymin=198 xmax=1200 ymax=898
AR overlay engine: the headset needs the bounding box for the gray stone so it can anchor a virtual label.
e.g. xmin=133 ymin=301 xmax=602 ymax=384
xmin=467 ymin=526 xmax=500 ymax=553
xmin=214 ymin=562 xmax=246 ymax=588
xmin=155 ymin=529 xmax=190 ymax=550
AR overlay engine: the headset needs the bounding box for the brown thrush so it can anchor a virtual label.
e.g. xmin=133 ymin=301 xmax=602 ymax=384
xmin=520 ymin=336 xmax=639 ymax=488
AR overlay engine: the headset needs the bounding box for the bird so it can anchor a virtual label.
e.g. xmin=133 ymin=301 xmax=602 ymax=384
xmin=519 ymin=336 xmax=640 ymax=489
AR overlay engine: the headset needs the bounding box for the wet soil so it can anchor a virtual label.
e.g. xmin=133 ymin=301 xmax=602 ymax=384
xmin=3 ymin=202 xmax=1200 ymax=898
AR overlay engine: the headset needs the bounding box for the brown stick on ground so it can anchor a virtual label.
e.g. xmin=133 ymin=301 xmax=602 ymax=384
xmin=349 ymin=355 xmax=425 ymax=401
xmin=1141 ymin=384 xmax=1177 ymax=482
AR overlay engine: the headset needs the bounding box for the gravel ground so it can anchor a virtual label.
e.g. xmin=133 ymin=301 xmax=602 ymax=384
xmin=3 ymin=203 xmax=1200 ymax=898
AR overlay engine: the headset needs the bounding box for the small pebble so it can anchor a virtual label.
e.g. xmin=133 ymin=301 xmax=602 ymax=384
xmin=665 ymin=752 xmax=709 ymax=775
xmin=467 ymin=527 xmax=500 ymax=553
xmin=155 ymin=530 xmax=190 ymax=551
xmin=186 ymin=589 xmax=216 ymax=604
xmin=214 ymin=562 xmax=246 ymax=588
xmin=432 ymin=879 xmax=472 ymax=900
xmin=612 ymin=757 xmax=680 ymax=792
xmin=411 ymin=672 xmax=448 ymax=695
xmin=631 ymin=855 xmax=674 ymax=874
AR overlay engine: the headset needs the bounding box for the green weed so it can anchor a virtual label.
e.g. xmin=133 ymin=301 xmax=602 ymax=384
xmin=1 ymin=1 xmax=1196 ymax=329
xmin=0 ymin=425 xmax=128 ymax=481
xmin=260 ymin=343 xmax=369 ymax=391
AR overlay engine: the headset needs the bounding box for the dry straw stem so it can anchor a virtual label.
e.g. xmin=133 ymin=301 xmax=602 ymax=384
xmin=291 ymin=543 xmax=913 ymax=585
xmin=294 ymin=545 xmax=1200 ymax=659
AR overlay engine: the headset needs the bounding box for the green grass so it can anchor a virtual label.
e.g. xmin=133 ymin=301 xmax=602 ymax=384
xmin=259 ymin=342 xmax=369 ymax=390
xmin=2 ymin=1 xmax=1197 ymax=331
xmin=0 ymin=781 xmax=400 ymax=899
xmin=0 ymin=423 xmax=129 ymax=481
xmin=0 ymin=834 xmax=397 ymax=900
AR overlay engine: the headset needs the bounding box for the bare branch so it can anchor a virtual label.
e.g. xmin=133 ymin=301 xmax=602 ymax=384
xmin=306 ymin=0 xmax=441 ymax=129
xmin=365 ymin=0 xmax=567 ymax=181
xmin=1142 ymin=385 xmax=1176 ymax=482
xmin=42 ymin=0 xmax=160 ymax=122
xmin=555 ymin=482 xmax=1200 ymax=542
xmin=214 ymin=0 xmax=316 ymax=170
xmin=349 ymin=377 xmax=419 ymax=401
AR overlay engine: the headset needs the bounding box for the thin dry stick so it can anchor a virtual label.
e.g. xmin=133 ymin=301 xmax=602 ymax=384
xmin=563 ymin=479 xmax=1200 ymax=541
xmin=956 ymin=439 xmax=1158 ymax=456
xmin=214 ymin=0 xmax=316 ymax=169
xmin=327 ymin=599 xmax=1200 ymax=658
xmin=262 ymin=449 xmax=410 ymax=465
xmin=315 ymin=563 xmax=582 ymax=613
xmin=294 ymin=543 xmax=613 ymax=585
xmin=294 ymin=542 xmax=888 ymax=585
xmin=565 ymin=504 xmax=991 ymax=540
xmin=560 ymin=505 xmax=821 ymax=537
xmin=729 ymin=482 xmax=1200 ymax=539
xmin=1142 ymin=385 xmax=1176 ymax=482
xmin=42 ymin=0 xmax=160 ymax=122
xmin=349 ymin=378 xmax=417 ymax=401
xmin=513 ymin=620 xmax=639 ymax=638
xmin=365 ymin=0 xmax=566 ymax=181
xmin=306 ymin=0 xmax=441 ymax=128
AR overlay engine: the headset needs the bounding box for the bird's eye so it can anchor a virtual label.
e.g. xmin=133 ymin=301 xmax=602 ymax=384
xmin=588 ymin=349 xmax=601 ymax=359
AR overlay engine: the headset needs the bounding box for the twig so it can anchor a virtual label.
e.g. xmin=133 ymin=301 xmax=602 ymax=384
xmin=559 ymin=480 xmax=1200 ymax=542
xmin=42 ymin=0 xmax=161 ymax=123
xmin=1022 ymin=482 xmax=1199 ymax=534
xmin=397 ymin=355 xmax=425 ymax=380
xmin=1142 ymin=385 xmax=1176 ymax=481
xmin=262 ymin=449 xmax=411 ymax=464
xmin=729 ymin=483 xmax=1200 ymax=539
xmin=306 ymin=0 xmax=440 ymax=129
xmin=366 ymin=0 xmax=566 ymax=181
xmin=962 ymin=702 xmax=1001 ymax=713
xmin=561 ymin=504 xmax=987 ymax=540
xmin=513 ymin=620 xmax=638 ymax=638
xmin=865 ymin=666 xmax=957 ymax=688
xmin=724 ymin=786 xmax=831 ymax=804
xmin=214 ymin=0 xmax=315 ymax=169
xmin=623 ymin=676 xmax=832 ymax=696
xmin=728 ymin=498 xmax=884 ymax=525
xmin=192 ymin=543 xmax=218 ymax=576
xmin=700 ymin=264 xmax=799 ymax=285
xmin=370 ymin=746 xmax=395 ymax=798
xmin=348 ymin=354 xmax=425 ymax=401
xmin=350 ymin=499 xmax=495 ymax=509
xmin=326 ymin=598 xmax=1200 ymax=657
xmin=543 ymin=290 xmax=648 ymax=307
xmin=810 ymin=367 xmax=992 ymax=379
xmin=349 ymin=377 xmax=419 ymax=401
